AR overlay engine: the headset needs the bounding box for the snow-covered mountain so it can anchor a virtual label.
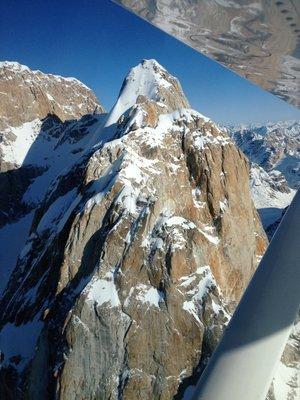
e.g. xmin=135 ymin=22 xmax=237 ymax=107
xmin=226 ymin=121 xmax=299 ymax=237
xmin=0 ymin=61 xmax=105 ymax=295
xmin=0 ymin=60 xmax=298 ymax=399
xmin=227 ymin=121 xmax=300 ymax=188
xmin=0 ymin=60 xmax=105 ymax=223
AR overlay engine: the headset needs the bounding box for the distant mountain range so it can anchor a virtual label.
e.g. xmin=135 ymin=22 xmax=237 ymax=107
xmin=225 ymin=121 xmax=299 ymax=238
xmin=0 ymin=60 xmax=298 ymax=400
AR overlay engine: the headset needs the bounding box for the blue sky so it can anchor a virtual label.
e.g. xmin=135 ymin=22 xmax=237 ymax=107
xmin=1 ymin=0 xmax=299 ymax=124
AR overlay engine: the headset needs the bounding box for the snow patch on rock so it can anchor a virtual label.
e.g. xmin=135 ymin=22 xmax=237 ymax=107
xmin=85 ymin=272 xmax=120 ymax=308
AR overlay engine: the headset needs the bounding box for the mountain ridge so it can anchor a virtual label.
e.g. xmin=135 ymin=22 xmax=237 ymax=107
xmin=0 ymin=61 xmax=93 ymax=89
xmin=225 ymin=120 xmax=299 ymax=238
xmin=0 ymin=60 xmax=104 ymax=130
xmin=0 ymin=59 xmax=298 ymax=400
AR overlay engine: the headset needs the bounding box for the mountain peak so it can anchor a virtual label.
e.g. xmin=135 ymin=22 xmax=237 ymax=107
xmin=0 ymin=60 xmax=93 ymax=90
xmin=121 ymin=59 xmax=189 ymax=110
xmin=106 ymin=59 xmax=189 ymax=130
xmin=0 ymin=61 xmax=31 ymax=73
xmin=137 ymin=58 xmax=172 ymax=79
xmin=140 ymin=58 xmax=166 ymax=69
xmin=0 ymin=57 xmax=271 ymax=400
xmin=0 ymin=61 xmax=104 ymax=127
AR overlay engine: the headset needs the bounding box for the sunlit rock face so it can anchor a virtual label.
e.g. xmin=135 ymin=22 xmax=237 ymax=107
xmin=0 ymin=59 xmax=269 ymax=399
xmin=0 ymin=61 xmax=103 ymax=129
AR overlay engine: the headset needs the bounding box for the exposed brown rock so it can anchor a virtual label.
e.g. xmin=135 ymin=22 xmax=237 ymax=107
xmin=0 ymin=62 xmax=105 ymax=228
xmin=0 ymin=91 xmax=267 ymax=399
xmin=6 ymin=59 xmax=297 ymax=400
xmin=0 ymin=61 xmax=104 ymax=129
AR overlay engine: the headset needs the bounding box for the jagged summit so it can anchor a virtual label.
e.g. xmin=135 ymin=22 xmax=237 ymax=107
xmin=227 ymin=120 xmax=300 ymax=135
xmin=115 ymin=59 xmax=189 ymax=116
xmin=120 ymin=59 xmax=172 ymax=103
xmin=87 ymin=59 xmax=191 ymax=148
xmin=0 ymin=61 xmax=104 ymax=127
xmin=0 ymin=61 xmax=90 ymax=88
xmin=0 ymin=61 xmax=32 ymax=72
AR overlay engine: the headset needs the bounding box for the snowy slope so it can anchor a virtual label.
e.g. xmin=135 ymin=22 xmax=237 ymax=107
xmin=226 ymin=121 xmax=299 ymax=236
xmin=227 ymin=121 xmax=300 ymax=189
xmin=0 ymin=62 xmax=106 ymax=297
xmin=87 ymin=59 xmax=190 ymax=149
xmin=250 ymin=164 xmax=295 ymax=230
xmin=0 ymin=114 xmax=107 ymax=294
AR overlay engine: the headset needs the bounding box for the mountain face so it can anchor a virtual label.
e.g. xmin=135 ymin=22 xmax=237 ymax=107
xmin=0 ymin=62 xmax=105 ymax=294
xmin=226 ymin=121 xmax=299 ymax=238
xmin=0 ymin=61 xmax=104 ymax=190
xmin=249 ymin=163 xmax=295 ymax=235
xmin=0 ymin=59 xmax=295 ymax=399
xmin=0 ymin=61 xmax=103 ymax=130
xmin=227 ymin=121 xmax=300 ymax=189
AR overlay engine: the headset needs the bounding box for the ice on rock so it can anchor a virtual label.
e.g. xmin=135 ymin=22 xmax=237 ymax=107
xmin=2 ymin=119 xmax=43 ymax=166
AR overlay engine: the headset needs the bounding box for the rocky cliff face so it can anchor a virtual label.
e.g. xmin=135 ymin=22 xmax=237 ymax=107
xmin=0 ymin=59 xmax=268 ymax=399
xmin=0 ymin=61 xmax=103 ymax=129
xmin=0 ymin=61 xmax=104 ymax=177
xmin=0 ymin=62 xmax=105 ymax=294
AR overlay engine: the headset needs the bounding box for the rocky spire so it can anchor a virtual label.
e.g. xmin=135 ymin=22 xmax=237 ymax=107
xmin=0 ymin=60 xmax=269 ymax=400
xmin=117 ymin=59 xmax=190 ymax=111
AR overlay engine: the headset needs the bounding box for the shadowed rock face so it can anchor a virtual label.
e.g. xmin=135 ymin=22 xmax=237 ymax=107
xmin=0 ymin=61 xmax=106 ymax=305
xmin=0 ymin=61 xmax=105 ymax=228
xmin=0 ymin=59 xmax=268 ymax=399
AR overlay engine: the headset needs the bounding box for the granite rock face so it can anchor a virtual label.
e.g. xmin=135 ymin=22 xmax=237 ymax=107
xmin=0 ymin=59 xmax=269 ymax=399
xmin=0 ymin=61 xmax=103 ymax=129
